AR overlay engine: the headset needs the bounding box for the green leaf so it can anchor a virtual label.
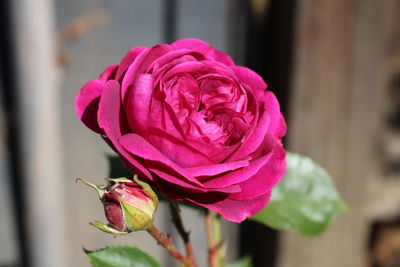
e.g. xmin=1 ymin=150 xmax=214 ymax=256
xmin=250 ymin=152 xmax=346 ymax=237
xmin=226 ymin=256 xmax=253 ymax=267
xmin=86 ymin=246 xmax=161 ymax=267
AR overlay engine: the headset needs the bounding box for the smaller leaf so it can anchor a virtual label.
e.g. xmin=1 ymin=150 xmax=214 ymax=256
xmin=250 ymin=152 xmax=346 ymax=237
xmin=86 ymin=246 xmax=161 ymax=267
xmin=226 ymin=256 xmax=253 ymax=267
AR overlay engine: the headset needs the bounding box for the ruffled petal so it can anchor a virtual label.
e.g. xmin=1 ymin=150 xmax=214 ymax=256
xmin=119 ymin=133 xmax=205 ymax=187
xmin=231 ymin=65 xmax=266 ymax=98
xmin=203 ymin=150 xmax=273 ymax=188
xmin=189 ymin=192 xmax=271 ymax=223
xmin=146 ymin=127 xmax=214 ymax=167
xmin=172 ymin=38 xmax=234 ymax=66
xmin=231 ymin=141 xmax=286 ymax=200
xmin=125 ymin=74 xmax=154 ymax=134
xmin=75 ymin=79 xmax=104 ymax=133
xmin=228 ymin=93 xmax=270 ymax=161
xmin=121 ymin=45 xmax=171 ymax=99
xmin=185 ymin=157 xmax=250 ymax=178
xmin=98 ymin=80 xmax=151 ymax=178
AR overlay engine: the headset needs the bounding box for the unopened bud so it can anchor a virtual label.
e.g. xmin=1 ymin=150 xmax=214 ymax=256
xmin=78 ymin=175 xmax=158 ymax=235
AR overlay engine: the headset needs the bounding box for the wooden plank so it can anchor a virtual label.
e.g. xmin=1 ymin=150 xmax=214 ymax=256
xmin=11 ymin=0 xmax=67 ymax=266
xmin=55 ymin=0 xmax=168 ymax=266
xmin=0 ymin=65 xmax=19 ymax=266
xmin=278 ymin=1 xmax=400 ymax=267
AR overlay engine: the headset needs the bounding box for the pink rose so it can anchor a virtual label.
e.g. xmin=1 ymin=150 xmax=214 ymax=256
xmin=75 ymin=39 xmax=286 ymax=222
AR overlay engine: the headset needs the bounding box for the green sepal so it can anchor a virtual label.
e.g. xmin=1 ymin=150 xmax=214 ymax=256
xmin=106 ymin=177 xmax=132 ymax=183
xmin=120 ymin=199 xmax=153 ymax=231
xmin=76 ymin=178 xmax=107 ymax=199
xmin=89 ymin=220 xmax=130 ymax=236
xmin=133 ymin=175 xmax=159 ymax=209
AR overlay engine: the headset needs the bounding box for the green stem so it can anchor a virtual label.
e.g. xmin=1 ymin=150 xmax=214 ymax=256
xmin=205 ymin=210 xmax=220 ymax=267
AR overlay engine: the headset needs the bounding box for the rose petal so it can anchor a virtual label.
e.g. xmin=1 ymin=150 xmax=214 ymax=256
xmin=228 ymin=94 xmax=270 ymax=161
xmin=116 ymin=47 xmax=147 ymax=80
xmin=150 ymin=168 xmax=241 ymax=194
xmin=231 ymin=65 xmax=266 ymax=98
xmin=125 ymin=74 xmax=154 ymax=134
xmin=119 ymin=133 xmax=205 ymax=187
xmin=146 ymin=127 xmax=214 ymax=168
xmin=172 ymin=38 xmax=234 ymax=66
xmin=98 ymin=80 xmax=151 ymax=178
xmin=203 ymin=150 xmax=274 ymax=188
xmin=185 ymin=157 xmax=251 ymax=178
xmin=99 ymin=64 xmax=118 ymax=81
xmin=231 ymin=142 xmax=286 ymax=200
xmin=264 ymin=91 xmax=284 ymax=136
xmin=189 ymin=192 xmax=271 ymax=223
xmin=121 ymin=45 xmax=171 ymax=99
xmin=75 ymin=79 xmax=104 ymax=133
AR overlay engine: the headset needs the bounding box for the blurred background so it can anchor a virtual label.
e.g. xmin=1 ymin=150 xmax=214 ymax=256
xmin=1 ymin=0 xmax=400 ymax=266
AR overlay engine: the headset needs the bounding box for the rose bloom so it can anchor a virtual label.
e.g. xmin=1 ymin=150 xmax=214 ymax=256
xmin=75 ymin=39 xmax=286 ymax=222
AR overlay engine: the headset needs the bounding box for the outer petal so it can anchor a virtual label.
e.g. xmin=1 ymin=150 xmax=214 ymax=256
xmin=203 ymin=150 xmax=273 ymax=188
xmin=121 ymin=45 xmax=171 ymax=99
xmin=75 ymin=65 xmax=118 ymax=134
xmin=231 ymin=142 xmax=286 ymax=200
xmin=116 ymin=47 xmax=147 ymax=80
xmin=75 ymin=79 xmax=104 ymax=133
xmin=190 ymin=192 xmax=272 ymax=223
xmin=264 ymin=91 xmax=284 ymax=136
xmin=171 ymin=38 xmax=234 ymax=66
xmin=231 ymin=65 xmax=266 ymax=98
xmin=119 ymin=133 xmax=205 ymax=187
xmin=185 ymin=157 xmax=250 ymax=178
xmin=146 ymin=127 xmax=214 ymax=168
xmin=125 ymin=74 xmax=154 ymax=134
xmin=99 ymin=64 xmax=118 ymax=81
xmin=98 ymin=80 xmax=151 ymax=178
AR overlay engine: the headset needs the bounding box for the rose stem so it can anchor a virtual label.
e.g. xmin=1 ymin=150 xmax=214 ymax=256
xmin=147 ymin=225 xmax=193 ymax=266
xmin=205 ymin=210 xmax=219 ymax=267
xmin=168 ymin=200 xmax=197 ymax=267
xmin=213 ymin=214 xmax=225 ymax=264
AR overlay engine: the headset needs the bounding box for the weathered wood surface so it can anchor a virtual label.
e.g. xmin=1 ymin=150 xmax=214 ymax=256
xmin=278 ymin=1 xmax=400 ymax=267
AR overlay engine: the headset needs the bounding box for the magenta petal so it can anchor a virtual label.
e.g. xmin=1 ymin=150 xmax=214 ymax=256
xmin=125 ymin=74 xmax=154 ymax=134
xmin=119 ymin=133 xmax=205 ymax=187
xmin=231 ymin=143 xmax=286 ymax=200
xmin=98 ymin=80 xmax=151 ymax=178
xmin=204 ymin=151 xmax=273 ymax=188
xmin=146 ymin=127 xmax=214 ymax=168
xmin=75 ymin=79 xmax=105 ymax=133
xmin=264 ymin=91 xmax=284 ymax=136
xmin=99 ymin=64 xmax=118 ymax=81
xmin=116 ymin=47 xmax=146 ymax=80
xmin=185 ymin=157 xmax=251 ymax=178
xmin=121 ymin=45 xmax=171 ymax=99
xmin=171 ymin=38 xmax=234 ymax=66
xmin=228 ymin=98 xmax=270 ymax=161
xmin=231 ymin=66 xmax=266 ymax=98
xmin=192 ymin=192 xmax=271 ymax=223
xmin=150 ymin=168 xmax=241 ymax=194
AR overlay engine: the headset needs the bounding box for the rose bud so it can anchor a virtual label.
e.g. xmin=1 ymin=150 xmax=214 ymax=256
xmin=77 ymin=175 xmax=158 ymax=235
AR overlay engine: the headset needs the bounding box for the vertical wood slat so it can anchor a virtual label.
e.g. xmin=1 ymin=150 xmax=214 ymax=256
xmin=278 ymin=1 xmax=400 ymax=267
xmin=11 ymin=0 xmax=67 ymax=266
xmin=0 ymin=67 xmax=19 ymax=266
xmin=56 ymin=1 xmax=169 ymax=266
